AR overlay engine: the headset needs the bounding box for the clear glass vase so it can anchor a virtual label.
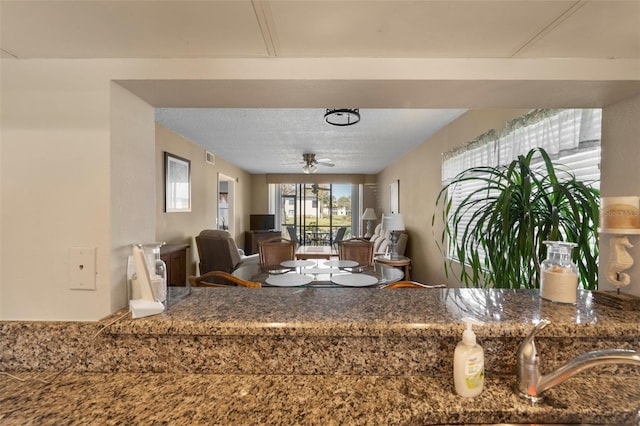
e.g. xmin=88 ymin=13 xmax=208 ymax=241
xmin=149 ymin=243 xmax=167 ymax=306
xmin=540 ymin=241 xmax=578 ymax=304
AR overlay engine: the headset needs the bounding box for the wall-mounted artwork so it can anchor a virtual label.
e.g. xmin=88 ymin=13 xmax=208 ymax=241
xmin=390 ymin=180 xmax=399 ymax=213
xmin=164 ymin=152 xmax=191 ymax=212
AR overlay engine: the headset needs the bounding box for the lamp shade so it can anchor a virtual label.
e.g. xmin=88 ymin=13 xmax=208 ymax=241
xmin=362 ymin=208 xmax=377 ymax=221
xmin=382 ymin=213 xmax=405 ymax=231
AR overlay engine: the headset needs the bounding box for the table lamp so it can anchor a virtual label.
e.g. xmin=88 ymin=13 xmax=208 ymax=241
xmin=362 ymin=208 xmax=378 ymax=238
xmin=382 ymin=213 xmax=405 ymax=260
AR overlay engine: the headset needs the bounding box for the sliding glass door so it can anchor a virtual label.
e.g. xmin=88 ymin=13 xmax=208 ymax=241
xmin=279 ymin=183 xmax=352 ymax=246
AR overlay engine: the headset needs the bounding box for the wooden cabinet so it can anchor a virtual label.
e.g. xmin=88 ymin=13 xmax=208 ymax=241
xmin=160 ymin=244 xmax=189 ymax=286
xmin=244 ymin=231 xmax=281 ymax=255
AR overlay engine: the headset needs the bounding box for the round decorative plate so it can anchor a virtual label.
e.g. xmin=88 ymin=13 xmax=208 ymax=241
xmin=330 ymin=274 xmax=379 ymax=287
xmin=280 ymin=260 xmax=315 ymax=268
xmin=266 ymin=273 xmax=313 ymax=287
xmin=324 ymin=260 xmax=359 ymax=268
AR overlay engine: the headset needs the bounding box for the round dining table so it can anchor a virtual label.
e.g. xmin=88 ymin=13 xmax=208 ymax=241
xmin=232 ymin=259 xmax=404 ymax=288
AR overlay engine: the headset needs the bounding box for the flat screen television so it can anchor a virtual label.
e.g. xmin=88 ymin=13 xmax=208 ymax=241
xmin=250 ymin=214 xmax=275 ymax=231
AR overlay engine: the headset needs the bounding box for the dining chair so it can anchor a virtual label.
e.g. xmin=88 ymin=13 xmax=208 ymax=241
xmin=286 ymin=226 xmax=299 ymax=246
xmin=258 ymin=237 xmax=296 ymax=268
xmin=337 ymin=237 xmax=375 ymax=266
xmin=332 ymin=226 xmax=347 ymax=248
xmin=383 ymin=281 xmax=447 ymax=289
xmin=189 ymin=271 xmax=261 ymax=288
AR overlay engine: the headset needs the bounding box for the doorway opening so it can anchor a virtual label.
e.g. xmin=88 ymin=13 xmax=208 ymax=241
xmin=218 ymin=173 xmax=235 ymax=234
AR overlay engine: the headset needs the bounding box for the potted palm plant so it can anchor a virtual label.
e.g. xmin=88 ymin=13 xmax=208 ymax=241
xmin=433 ymin=147 xmax=600 ymax=290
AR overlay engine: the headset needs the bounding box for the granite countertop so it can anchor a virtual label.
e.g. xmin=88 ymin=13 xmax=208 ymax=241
xmin=2 ymin=288 xmax=640 ymax=424
xmin=2 ymin=372 xmax=639 ymax=425
xmin=113 ymin=287 xmax=640 ymax=338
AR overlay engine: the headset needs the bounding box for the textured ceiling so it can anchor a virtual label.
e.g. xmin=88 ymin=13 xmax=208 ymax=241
xmin=155 ymin=108 xmax=467 ymax=174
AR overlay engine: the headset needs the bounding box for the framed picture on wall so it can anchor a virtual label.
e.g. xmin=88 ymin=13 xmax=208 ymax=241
xmin=164 ymin=152 xmax=191 ymax=212
xmin=390 ymin=180 xmax=399 ymax=213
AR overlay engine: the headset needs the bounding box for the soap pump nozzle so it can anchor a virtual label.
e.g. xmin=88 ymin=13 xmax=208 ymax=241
xmin=461 ymin=317 xmax=484 ymax=345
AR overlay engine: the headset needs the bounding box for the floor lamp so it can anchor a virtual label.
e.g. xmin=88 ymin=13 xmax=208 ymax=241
xmin=362 ymin=208 xmax=378 ymax=238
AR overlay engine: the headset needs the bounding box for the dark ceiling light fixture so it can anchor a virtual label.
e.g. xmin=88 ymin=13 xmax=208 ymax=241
xmin=324 ymin=108 xmax=360 ymax=126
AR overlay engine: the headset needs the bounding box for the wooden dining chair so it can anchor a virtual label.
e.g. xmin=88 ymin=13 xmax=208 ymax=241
xmin=189 ymin=271 xmax=261 ymax=288
xmin=337 ymin=237 xmax=375 ymax=266
xmin=383 ymin=281 xmax=447 ymax=289
xmin=258 ymin=237 xmax=296 ymax=268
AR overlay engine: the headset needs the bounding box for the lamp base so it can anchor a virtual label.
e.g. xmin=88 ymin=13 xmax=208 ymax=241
xmin=364 ymin=220 xmax=374 ymax=239
xmin=389 ymin=231 xmax=401 ymax=260
xmin=389 ymin=251 xmax=403 ymax=260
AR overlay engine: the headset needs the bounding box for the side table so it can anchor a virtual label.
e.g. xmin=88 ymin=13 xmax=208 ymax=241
xmin=374 ymin=255 xmax=411 ymax=281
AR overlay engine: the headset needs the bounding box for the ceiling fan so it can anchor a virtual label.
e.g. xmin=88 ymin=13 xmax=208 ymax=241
xmin=310 ymin=183 xmax=330 ymax=194
xmin=300 ymin=153 xmax=335 ymax=174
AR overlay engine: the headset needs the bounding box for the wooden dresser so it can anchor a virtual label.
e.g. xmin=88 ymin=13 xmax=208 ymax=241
xmin=160 ymin=244 xmax=190 ymax=286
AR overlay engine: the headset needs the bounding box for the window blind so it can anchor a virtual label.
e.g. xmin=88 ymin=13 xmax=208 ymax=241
xmin=442 ymin=109 xmax=601 ymax=262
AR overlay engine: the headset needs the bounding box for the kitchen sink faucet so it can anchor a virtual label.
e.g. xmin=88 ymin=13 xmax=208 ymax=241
xmin=516 ymin=319 xmax=640 ymax=402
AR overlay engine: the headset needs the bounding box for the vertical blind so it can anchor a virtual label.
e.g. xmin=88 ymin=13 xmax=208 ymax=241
xmin=441 ymin=109 xmax=602 ymax=261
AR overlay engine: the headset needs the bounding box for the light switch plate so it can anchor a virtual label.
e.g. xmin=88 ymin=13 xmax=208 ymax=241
xmin=69 ymin=247 xmax=96 ymax=290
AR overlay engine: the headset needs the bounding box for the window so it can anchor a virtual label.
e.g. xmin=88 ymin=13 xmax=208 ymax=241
xmin=441 ymin=109 xmax=602 ymax=262
xmin=273 ymin=183 xmax=356 ymax=245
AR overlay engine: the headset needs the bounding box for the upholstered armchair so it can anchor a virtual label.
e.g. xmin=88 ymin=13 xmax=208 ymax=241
xmin=195 ymin=229 xmax=258 ymax=274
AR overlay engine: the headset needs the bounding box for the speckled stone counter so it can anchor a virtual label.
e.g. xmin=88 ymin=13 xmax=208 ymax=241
xmin=2 ymin=288 xmax=640 ymax=424
xmin=2 ymin=373 xmax=639 ymax=425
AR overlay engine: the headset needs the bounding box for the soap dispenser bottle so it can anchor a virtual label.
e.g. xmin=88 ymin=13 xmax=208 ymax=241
xmin=454 ymin=317 xmax=485 ymax=397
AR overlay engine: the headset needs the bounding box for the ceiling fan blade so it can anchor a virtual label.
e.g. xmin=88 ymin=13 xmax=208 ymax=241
xmin=285 ymin=154 xmax=335 ymax=169
xmin=316 ymin=158 xmax=335 ymax=166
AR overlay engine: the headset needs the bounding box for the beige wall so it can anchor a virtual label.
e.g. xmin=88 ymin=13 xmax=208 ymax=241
xmin=155 ymin=124 xmax=252 ymax=274
xmin=377 ymin=109 xmax=529 ymax=286
xmin=0 ymin=55 xmax=637 ymax=320
xmin=599 ymin=93 xmax=640 ymax=297
xmin=361 ymin=183 xmax=379 ymax=235
xmin=111 ymin=84 xmax=156 ymax=313
xmin=250 ymin=174 xmax=270 ymax=218
xmin=1 ymin=61 xmax=116 ymax=320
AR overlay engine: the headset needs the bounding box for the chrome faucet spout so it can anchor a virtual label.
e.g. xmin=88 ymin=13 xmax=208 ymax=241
xmin=516 ymin=319 xmax=640 ymax=402
xmin=536 ymin=349 xmax=640 ymax=395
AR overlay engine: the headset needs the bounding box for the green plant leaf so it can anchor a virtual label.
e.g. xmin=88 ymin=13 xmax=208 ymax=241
xmin=433 ymin=147 xmax=600 ymax=289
